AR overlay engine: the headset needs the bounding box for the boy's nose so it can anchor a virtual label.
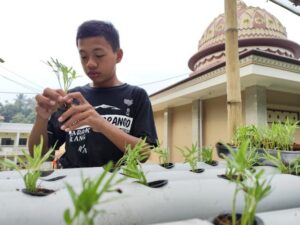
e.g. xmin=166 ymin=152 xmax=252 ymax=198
xmin=86 ymin=58 xmax=97 ymax=69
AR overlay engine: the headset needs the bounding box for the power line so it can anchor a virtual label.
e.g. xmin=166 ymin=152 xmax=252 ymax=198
xmin=0 ymin=64 xmax=44 ymax=90
xmin=0 ymin=71 xmax=190 ymax=93
xmin=0 ymin=91 xmax=37 ymax=95
xmin=0 ymin=73 xmax=41 ymax=93
xmin=138 ymin=72 xmax=189 ymax=86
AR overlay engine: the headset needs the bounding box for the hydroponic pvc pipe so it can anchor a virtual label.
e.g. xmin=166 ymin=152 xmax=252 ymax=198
xmin=144 ymin=166 xmax=279 ymax=182
xmin=149 ymin=218 xmax=213 ymax=225
xmin=257 ymin=207 xmax=300 ymax=225
xmin=0 ymin=167 xmax=299 ymax=225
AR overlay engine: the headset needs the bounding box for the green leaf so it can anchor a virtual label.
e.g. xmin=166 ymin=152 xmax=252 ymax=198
xmin=63 ymin=161 xmax=124 ymax=225
xmin=63 ymin=209 xmax=72 ymax=225
xmin=0 ymin=158 xmax=18 ymax=170
xmin=45 ymin=58 xmax=80 ymax=93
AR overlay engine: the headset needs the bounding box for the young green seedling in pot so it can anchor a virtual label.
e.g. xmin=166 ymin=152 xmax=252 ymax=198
xmin=238 ymin=170 xmax=271 ymax=225
xmin=178 ymin=143 xmax=203 ymax=173
xmin=117 ymin=139 xmax=149 ymax=185
xmin=0 ymin=137 xmax=54 ymax=193
xmin=153 ymin=140 xmax=174 ymax=169
xmin=64 ymin=161 xmax=124 ymax=225
xmin=222 ymin=141 xmax=259 ymax=181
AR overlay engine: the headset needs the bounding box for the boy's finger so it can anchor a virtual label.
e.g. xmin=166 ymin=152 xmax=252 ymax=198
xmin=43 ymin=88 xmax=64 ymax=103
xmin=64 ymin=92 xmax=87 ymax=104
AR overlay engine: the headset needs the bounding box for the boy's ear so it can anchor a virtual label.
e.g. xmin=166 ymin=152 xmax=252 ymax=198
xmin=116 ymin=48 xmax=123 ymax=63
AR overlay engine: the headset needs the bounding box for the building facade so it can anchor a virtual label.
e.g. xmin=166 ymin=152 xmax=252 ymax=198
xmin=149 ymin=1 xmax=300 ymax=162
xmin=0 ymin=123 xmax=33 ymax=163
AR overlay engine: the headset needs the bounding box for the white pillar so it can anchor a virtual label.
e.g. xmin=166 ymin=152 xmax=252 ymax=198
xmin=192 ymin=100 xmax=203 ymax=160
xmin=14 ymin=132 xmax=20 ymax=148
xmin=245 ymin=86 xmax=267 ymax=126
xmin=163 ymin=108 xmax=172 ymax=160
xmin=192 ymin=100 xmax=203 ymax=146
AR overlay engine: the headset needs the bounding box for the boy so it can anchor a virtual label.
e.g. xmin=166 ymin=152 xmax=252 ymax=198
xmin=29 ymin=20 xmax=157 ymax=168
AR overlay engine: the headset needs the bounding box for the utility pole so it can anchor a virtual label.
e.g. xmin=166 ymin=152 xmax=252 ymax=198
xmin=224 ymin=0 xmax=243 ymax=142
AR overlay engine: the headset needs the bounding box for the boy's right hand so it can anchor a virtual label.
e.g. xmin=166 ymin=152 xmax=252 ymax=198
xmin=35 ymin=88 xmax=66 ymax=120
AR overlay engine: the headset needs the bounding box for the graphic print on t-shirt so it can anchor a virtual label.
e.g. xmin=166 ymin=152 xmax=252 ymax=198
xmin=94 ymin=104 xmax=120 ymax=110
xmin=69 ymin=127 xmax=91 ymax=143
xmin=67 ymin=102 xmax=133 ymax=154
xmin=78 ymin=144 xmax=87 ymax=154
xmin=68 ymin=127 xmax=91 ymax=155
xmin=124 ymin=98 xmax=133 ymax=116
xmin=102 ymin=114 xmax=133 ymax=133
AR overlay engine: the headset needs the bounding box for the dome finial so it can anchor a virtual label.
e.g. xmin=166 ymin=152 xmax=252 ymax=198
xmin=237 ymin=0 xmax=247 ymax=9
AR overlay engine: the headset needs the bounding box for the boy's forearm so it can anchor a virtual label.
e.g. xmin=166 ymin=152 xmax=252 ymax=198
xmin=98 ymin=119 xmax=152 ymax=161
xmin=29 ymin=116 xmax=49 ymax=156
xmin=101 ymin=121 xmax=139 ymax=152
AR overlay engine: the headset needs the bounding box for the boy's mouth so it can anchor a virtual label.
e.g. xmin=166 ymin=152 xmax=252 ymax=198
xmin=88 ymin=71 xmax=100 ymax=78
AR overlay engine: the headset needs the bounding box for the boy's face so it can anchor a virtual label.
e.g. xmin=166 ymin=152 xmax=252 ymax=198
xmin=77 ymin=36 xmax=123 ymax=88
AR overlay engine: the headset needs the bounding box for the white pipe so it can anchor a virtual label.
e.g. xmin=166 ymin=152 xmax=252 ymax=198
xmin=0 ymin=167 xmax=299 ymax=225
xmin=144 ymin=166 xmax=279 ymax=182
xmin=150 ymin=219 xmax=213 ymax=225
xmin=0 ymin=166 xmax=105 ymax=180
xmin=0 ymin=172 xmax=130 ymax=192
xmin=257 ymin=207 xmax=300 ymax=225
xmin=0 ymin=165 xmax=279 ymax=192
xmin=141 ymin=162 xmax=226 ymax=173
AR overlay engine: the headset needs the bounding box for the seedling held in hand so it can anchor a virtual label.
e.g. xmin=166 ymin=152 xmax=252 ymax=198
xmin=47 ymin=57 xmax=80 ymax=93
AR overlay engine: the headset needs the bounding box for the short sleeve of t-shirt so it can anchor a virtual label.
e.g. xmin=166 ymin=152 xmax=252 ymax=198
xmin=130 ymin=87 xmax=157 ymax=146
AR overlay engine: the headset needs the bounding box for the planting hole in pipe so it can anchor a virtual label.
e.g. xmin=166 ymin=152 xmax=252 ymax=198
xmin=147 ymin=179 xmax=168 ymax=188
xmin=160 ymin=163 xmax=175 ymax=169
xmin=21 ymin=188 xmax=55 ymax=196
xmin=206 ymin=160 xmax=218 ymax=166
xmin=40 ymin=170 xmax=54 ymax=177
xmin=217 ymin=174 xmax=245 ymax=182
xmin=213 ymin=213 xmax=264 ymax=225
xmin=40 ymin=175 xmax=67 ymax=182
xmin=190 ymin=168 xmax=205 ymax=173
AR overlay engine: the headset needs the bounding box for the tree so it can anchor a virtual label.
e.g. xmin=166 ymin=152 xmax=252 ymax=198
xmin=11 ymin=113 xmax=27 ymax=123
xmin=0 ymin=94 xmax=36 ymax=123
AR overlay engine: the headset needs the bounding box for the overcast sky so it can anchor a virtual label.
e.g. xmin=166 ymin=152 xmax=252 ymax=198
xmin=0 ymin=0 xmax=299 ymax=103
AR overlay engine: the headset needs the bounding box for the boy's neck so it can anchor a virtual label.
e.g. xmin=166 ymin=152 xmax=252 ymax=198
xmin=90 ymin=80 xmax=123 ymax=88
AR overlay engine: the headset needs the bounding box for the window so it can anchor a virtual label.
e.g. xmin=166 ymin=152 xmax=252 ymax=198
xmin=1 ymin=138 xmax=14 ymax=145
xmin=19 ymin=138 xmax=27 ymax=146
xmin=267 ymin=109 xmax=299 ymax=123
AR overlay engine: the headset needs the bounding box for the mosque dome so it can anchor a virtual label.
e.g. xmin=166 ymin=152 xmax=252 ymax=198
xmin=188 ymin=0 xmax=300 ymax=75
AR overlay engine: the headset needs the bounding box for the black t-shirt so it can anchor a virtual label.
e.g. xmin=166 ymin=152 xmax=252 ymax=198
xmin=47 ymin=83 xmax=157 ymax=168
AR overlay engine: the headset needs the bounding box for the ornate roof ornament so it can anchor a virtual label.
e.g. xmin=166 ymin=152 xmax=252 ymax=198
xmin=188 ymin=0 xmax=300 ymax=75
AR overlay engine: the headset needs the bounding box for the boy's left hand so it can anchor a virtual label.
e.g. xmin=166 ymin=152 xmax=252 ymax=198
xmin=58 ymin=92 xmax=104 ymax=132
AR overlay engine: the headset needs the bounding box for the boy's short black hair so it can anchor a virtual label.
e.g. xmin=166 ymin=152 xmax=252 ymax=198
xmin=76 ymin=20 xmax=120 ymax=52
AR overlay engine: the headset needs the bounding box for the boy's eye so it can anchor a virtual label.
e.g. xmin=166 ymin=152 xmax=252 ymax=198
xmin=96 ymin=55 xmax=104 ymax=58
